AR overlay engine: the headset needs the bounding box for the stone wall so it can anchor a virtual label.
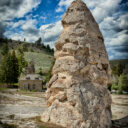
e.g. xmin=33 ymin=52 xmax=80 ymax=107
xmin=19 ymin=80 xmax=42 ymax=92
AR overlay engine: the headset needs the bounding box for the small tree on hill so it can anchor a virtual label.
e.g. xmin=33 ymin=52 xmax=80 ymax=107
xmin=35 ymin=37 xmax=42 ymax=47
xmin=22 ymin=43 xmax=28 ymax=52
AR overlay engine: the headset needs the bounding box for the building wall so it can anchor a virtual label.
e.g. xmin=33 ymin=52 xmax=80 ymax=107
xmin=19 ymin=80 xmax=42 ymax=92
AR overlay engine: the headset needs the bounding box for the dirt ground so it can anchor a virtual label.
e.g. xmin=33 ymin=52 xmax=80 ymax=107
xmin=111 ymin=94 xmax=128 ymax=120
xmin=0 ymin=89 xmax=128 ymax=128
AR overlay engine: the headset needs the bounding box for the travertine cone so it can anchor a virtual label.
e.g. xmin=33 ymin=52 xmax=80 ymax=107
xmin=41 ymin=0 xmax=112 ymax=128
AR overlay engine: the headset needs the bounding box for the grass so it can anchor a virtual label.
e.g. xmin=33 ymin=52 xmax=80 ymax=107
xmin=0 ymin=87 xmax=8 ymax=92
xmin=0 ymin=121 xmax=17 ymax=128
xmin=17 ymin=89 xmax=45 ymax=98
xmin=33 ymin=116 xmax=65 ymax=128
xmin=17 ymin=89 xmax=37 ymax=94
xmin=112 ymin=115 xmax=117 ymax=120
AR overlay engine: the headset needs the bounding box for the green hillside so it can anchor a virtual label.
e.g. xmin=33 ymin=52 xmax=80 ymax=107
xmin=24 ymin=52 xmax=54 ymax=73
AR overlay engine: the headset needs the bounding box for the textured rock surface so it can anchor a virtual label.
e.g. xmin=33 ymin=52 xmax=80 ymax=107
xmin=41 ymin=0 xmax=112 ymax=127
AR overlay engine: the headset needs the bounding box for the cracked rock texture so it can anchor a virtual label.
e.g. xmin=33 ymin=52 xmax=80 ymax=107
xmin=41 ymin=0 xmax=112 ymax=127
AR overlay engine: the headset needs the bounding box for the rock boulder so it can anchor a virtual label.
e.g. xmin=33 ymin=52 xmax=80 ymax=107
xmin=41 ymin=0 xmax=112 ymax=127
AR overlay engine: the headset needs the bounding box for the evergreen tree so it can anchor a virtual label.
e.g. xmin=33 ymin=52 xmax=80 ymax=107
xmin=46 ymin=44 xmax=51 ymax=52
xmin=118 ymin=74 xmax=128 ymax=94
xmin=17 ymin=46 xmax=28 ymax=75
xmin=1 ymin=43 xmax=9 ymax=56
xmin=10 ymin=50 xmax=19 ymax=83
xmin=0 ymin=53 xmax=13 ymax=84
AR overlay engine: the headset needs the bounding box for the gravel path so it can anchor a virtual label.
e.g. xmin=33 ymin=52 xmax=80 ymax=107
xmin=0 ymin=90 xmax=46 ymax=128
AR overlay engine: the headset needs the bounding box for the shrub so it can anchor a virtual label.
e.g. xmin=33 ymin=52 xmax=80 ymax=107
xmin=108 ymin=83 xmax=112 ymax=91
xmin=43 ymin=59 xmax=55 ymax=84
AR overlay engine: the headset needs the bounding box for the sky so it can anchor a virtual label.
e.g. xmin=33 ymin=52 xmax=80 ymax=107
xmin=0 ymin=0 xmax=128 ymax=60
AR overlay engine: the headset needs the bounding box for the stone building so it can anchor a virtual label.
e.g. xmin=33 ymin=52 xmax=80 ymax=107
xmin=19 ymin=62 xmax=42 ymax=91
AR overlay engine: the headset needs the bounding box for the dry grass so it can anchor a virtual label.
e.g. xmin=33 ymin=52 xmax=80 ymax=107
xmin=28 ymin=116 xmax=65 ymax=128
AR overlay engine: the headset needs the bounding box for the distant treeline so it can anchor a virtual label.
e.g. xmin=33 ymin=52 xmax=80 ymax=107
xmin=0 ymin=37 xmax=54 ymax=53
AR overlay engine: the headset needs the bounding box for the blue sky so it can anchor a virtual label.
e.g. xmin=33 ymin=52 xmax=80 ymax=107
xmin=0 ymin=0 xmax=128 ymax=60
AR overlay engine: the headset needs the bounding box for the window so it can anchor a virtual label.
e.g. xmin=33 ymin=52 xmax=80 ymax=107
xmin=35 ymin=77 xmax=39 ymax=80
xmin=26 ymin=77 xmax=30 ymax=80
xmin=33 ymin=84 xmax=36 ymax=90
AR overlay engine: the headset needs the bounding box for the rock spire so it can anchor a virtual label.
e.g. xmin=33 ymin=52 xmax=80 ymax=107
xmin=41 ymin=0 xmax=112 ymax=127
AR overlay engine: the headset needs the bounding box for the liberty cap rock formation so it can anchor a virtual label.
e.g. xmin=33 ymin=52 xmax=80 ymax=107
xmin=41 ymin=0 xmax=112 ymax=127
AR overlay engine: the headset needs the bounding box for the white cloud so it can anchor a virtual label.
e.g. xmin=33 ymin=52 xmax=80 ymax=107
xmin=56 ymin=0 xmax=73 ymax=12
xmin=40 ymin=16 xmax=47 ymax=22
xmin=108 ymin=49 xmax=128 ymax=60
xmin=109 ymin=31 xmax=128 ymax=46
xmin=5 ymin=18 xmax=39 ymax=42
xmin=40 ymin=21 xmax=63 ymax=44
xmin=5 ymin=19 xmax=63 ymax=45
xmin=56 ymin=7 xmax=64 ymax=13
xmin=91 ymin=0 xmax=122 ymax=22
xmin=7 ymin=20 xmax=26 ymax=29
xmin=22 ymin=19 xmax=37 ymax=30
xmin=0 ymin=0 xmax=41 ymax=21
xmin=16 ymin=0 xmax=40 ymax=18
xmin=118 ymin=13 xmax=128 ymax=30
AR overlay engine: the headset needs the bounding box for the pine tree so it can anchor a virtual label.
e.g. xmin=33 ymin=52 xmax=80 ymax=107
xmin=35 ymin=37 xmax=42 ymax=47
xmin=10 ymin=50 xmax=19 ymax=83
xmin=0 ymin=50 xmax=19 ymax=84
xmin=118 ymin=74 xmax=128 ymax=94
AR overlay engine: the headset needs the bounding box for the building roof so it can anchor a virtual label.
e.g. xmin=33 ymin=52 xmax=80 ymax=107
xmin=20 ymin=74 xmax=42 ymax=81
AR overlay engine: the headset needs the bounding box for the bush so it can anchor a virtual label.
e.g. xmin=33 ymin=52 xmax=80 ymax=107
xmin=38 ymin=68 xmax=43 ymax=76
xmin=30 ymin=48 xmax=34 ymax=52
